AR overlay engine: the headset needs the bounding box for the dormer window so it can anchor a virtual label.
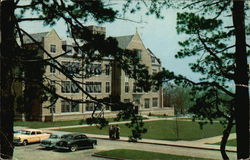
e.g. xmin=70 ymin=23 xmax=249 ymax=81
xmin=66 ymin=45 xmax=73 ymax=55
xmin=151 ymin=57 xmax=156 ymax=63
xmin=50 ymin=44 xmax=56 ymax=53
xmin=135 ymin=49 xmax=142 ymax=60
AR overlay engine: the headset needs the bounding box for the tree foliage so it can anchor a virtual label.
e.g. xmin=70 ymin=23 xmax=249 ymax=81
xmin=151 ymin=1 xmax=249 ymax=159
xmin=0 ymin=0 xmax=161 ymax=159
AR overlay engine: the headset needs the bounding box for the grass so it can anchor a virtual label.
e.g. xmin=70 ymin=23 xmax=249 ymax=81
xmin=14 ymin=120 xmax=85 ymax=128
xmin=14 ymin=118 xmax=117 ymax=129
xmin=57 ymin=120 xmax=236 ymax=141
xmin=94 ymin=149 xmax=211 ymax=160
xmin=211 ymin=139 xmax=236 ymax=147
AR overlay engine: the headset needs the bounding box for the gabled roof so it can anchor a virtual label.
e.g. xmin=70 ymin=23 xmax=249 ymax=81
xmin=147 ymin=48 xmax=161 ymax=65
xmin=114 ymin=35 xmax=134 ymax=49
xmin=23 ymin=31 xmax=49 ymax=44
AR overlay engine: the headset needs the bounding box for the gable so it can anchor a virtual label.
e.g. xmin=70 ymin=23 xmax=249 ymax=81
xmin=45 ymin=29 xmax=61 ymax=40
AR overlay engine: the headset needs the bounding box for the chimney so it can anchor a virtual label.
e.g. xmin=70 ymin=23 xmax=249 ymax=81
xmin=87 ymin=25 xmax=106 ymax=37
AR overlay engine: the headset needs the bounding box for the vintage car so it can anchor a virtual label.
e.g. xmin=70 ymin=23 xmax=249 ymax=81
xmin=55 ymin=133 xmax=97 ymax=152
xmin=13 ymin=129 xmax=50 ymax=145
xmin=40 ymin=132 xmax=70 ymax=148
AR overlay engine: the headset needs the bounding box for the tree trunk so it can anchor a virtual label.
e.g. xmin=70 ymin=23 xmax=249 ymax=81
xmin=232 ymin=0 xmax=250 ymax=159
xmin=0 ymin=0 xmax=15 ymax=159
xmin=220 ymin=117 xmax=234 ymax=160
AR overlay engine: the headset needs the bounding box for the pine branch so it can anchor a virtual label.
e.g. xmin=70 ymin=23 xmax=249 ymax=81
xmin=177 ymin=76 xmax=235 ymax=97
xmin=17 ymin=18 xmax=48 ymax=22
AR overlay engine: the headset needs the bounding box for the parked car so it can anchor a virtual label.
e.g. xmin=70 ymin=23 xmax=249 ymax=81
xmin=55 ymin=133 xmax=97 ymax=152
xmin=14 ymin=129 xmax=22 ymax=135
xmin=13 ymin=129 xmax=51 ymax=145
xmin=40 ymin=132 xmax=71 ymax=149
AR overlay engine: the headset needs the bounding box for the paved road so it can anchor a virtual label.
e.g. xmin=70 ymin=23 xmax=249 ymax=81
xmin=13 ymin=138 xmax=237 ymax=160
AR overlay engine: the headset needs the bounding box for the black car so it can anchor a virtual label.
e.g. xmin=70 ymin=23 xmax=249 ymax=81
xmin=55 ymin=134 xmax=97 ymax=152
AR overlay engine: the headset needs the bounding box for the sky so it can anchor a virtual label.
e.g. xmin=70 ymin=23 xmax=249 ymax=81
xmin=18 ymin=0 xmax=249 ymax=82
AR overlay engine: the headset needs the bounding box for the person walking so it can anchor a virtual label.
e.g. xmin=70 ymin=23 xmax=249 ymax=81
xmin=109 ymin=125 xmax=113 ymax=139
xmin=115 ymin=125 xmax=120 ymax=139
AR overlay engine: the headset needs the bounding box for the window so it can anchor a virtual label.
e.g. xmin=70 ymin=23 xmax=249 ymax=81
xmin=85 ymin=64 xmax=102 ymax=75
xmin=133 ymin=82 xmax=142 ymax=93
xmin=152 ymin=69 xmax=157 ymax=75
xmin=50 ymin=44 xmax=56 ymax=53
xmin=61 ymin=61 xmax=80 ymax=74
xmin=125 ymin=82 xmax=129 ymax=93
xmin=135 ymin=49 xmax=142 ymax=60
xmin=151 ymin=57 xmax=156 ymax=63
xmin=85 ymin=82 xmax=102 ymax=93
xmin=133 ymin=99 xmax=140 ymax=105
xmin=50 ymin=104 xmax=56 ymax=113
xmin=31 ymin=132 xmax=36 ymax=135
xmin=124 ymin=99 xmax=130 ymax=103
xmin=66 ymin=45 xmax=73 ymax=55
xmin=144 ymin=99 xmax=150 ymax=108
xmin=105 ymin=64 xmax=110 ymax=75
xmin=152 ymin=86 xmax=158 ymax=92
xmin=61 ymin=100 xmax=79 ymax=113
xmin=86 ymin=103 xmax=94 ymax=111
xmin=71 ymin=102 xmax=80 ymax=112
xmin=153 ymin=98 xmax=158 ymax=107
xmin=50 ymin=80 xmax=56 ymax=92
xmin=74 ymin=135 xmax=81 ymax=140
xmin=50 ymin=61 xmax=56 ymax=74
xmin=61 ymin=81 xmax=79 ymax=93
xmin=85 ymin=103 xmax=101 ymax=111
xmin=106 ymin=82 xmax=110 ymax=93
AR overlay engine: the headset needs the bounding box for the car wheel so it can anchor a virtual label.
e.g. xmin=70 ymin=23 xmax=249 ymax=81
xmin=70 ymin=144 xmax=78 ymax=152
xmin=90 ymin=144 xmax=94 ymax=149
xmin=23 ymin=140 xmax=28 ymax=146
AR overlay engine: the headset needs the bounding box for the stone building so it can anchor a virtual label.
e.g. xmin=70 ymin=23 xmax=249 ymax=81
xmin=16 ymin=26 xmax=174 ymax=121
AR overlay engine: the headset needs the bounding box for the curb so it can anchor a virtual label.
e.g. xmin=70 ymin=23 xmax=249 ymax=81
xmin=92 ymin=154 xmax=125 ymax=160
xmin=87 ymin=136 xmax=237 ymax=153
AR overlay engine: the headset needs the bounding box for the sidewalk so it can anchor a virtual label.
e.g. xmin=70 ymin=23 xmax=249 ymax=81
xmin=82 ymin=133 xmax=237 ymax=153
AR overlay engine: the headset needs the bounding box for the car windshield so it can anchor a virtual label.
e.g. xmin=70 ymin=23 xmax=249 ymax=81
xmin=50 ymin=135 xmax=59 ymax=139
xmin=61 ymin=135 xmax=73 ymax=139
xmin=20 ymin=130 xmax=31 ymax=135
xmin=14 ymin=130 xmax=21 ymax=133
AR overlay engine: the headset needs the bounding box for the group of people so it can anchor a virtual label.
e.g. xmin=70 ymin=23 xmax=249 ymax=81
xmin=109 ymin=125 xmax=120 ymax=140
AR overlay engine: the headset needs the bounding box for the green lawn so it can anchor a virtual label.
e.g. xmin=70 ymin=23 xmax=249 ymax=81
xmin=94 ymin=149 xmax=211 ymax=160
xmin=14 ymin=120 xmax=86 ymax=128
xmin=14 ymin=118 xmax=139 ymax=129
xmin=212 ymin=139 xmax=237 ymax=147
xmin=57 ymin=120 xmax=236 ymax=141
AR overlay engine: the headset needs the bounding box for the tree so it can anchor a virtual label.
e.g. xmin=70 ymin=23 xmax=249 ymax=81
xmin=150 ymin=1 xmax=249 ymax=159
xmin=163 ymin=83 xmax=193 ymax=114
xmin=0 ymin=0 xmax=151 ymax=159
xmin=106 ymin=0 xmax=249 ymax=158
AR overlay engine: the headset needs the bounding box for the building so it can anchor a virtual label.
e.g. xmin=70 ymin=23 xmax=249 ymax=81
xmin=16 ymin=26 xmax=174 ymax=121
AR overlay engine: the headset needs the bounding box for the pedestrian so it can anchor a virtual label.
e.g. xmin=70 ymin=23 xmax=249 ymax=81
xmin=115 ymin=124 xmax=120 ymax=139
xmin=109 ymin=125 xmax=113 ymax=139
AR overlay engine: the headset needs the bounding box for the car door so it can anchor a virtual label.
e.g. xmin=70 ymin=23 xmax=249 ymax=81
xmin=73 ymin=135 xmax=82 ymax=148
xmin=80 ymin=135 xmax=90 ymax=147
xmin=29 ymin=131 xmax=39 ymax=143
xmin=36 ymin=131 xmax=43 ymax=141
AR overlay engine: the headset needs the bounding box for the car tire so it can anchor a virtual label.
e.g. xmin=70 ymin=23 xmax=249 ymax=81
xmin=70 ymin=144 xmax=78 ymax=152
xmin=90 ymin=144 xmax=94 ymax=149
xmin=23 ymin=140 xmax=28 ymax=146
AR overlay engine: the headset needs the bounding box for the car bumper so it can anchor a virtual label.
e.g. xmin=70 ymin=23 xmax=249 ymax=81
xmin=13 ymin=140 xmax=23 ymax=145
xmin=55 ymin=146 xmax=69 ymax=150
xmin=40 ymin=144 xmax=55 ymax=148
